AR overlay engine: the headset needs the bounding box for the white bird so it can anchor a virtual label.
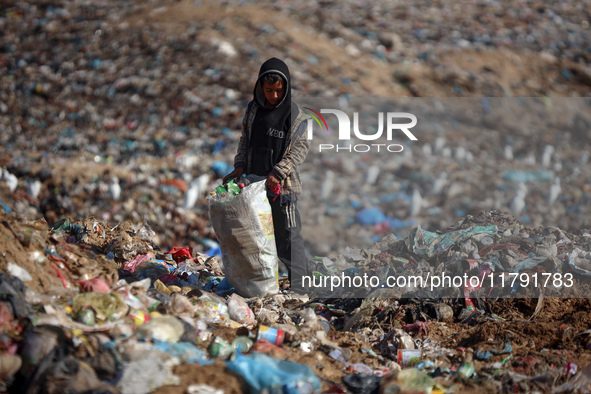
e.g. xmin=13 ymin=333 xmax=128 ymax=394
xmin=430 ymin=172 xmax=448 ymax=195
xmin=27 ymin=179 xmax=42 ymax=200
xmin=422 ymin=143 xmax=432 ymax=156
xmin=442 ymin=147 xmax=452 ymax=158
xmin=510 ymin=183 xmax=527 ymax=216
xmin=454 ymin=147 xmax=467 ymax=161
xmin=366 ymin=165 xmax=379 ymax=185
xmin=320 ymin=170 xmax=334 ymax=200
xmin=465 ymin=152 xmax=474 ymax=162
xmin=184 ymin=179 xmax=200 ymax=210
xmin=504 ymin=145 xmax=514 ymax=161
xmin=523 ymin=153 xmax=536 ymax=166
xmin=109 ymin=177 xmax=121 ymax=201
xmin=572 ymin=166 xmax=582 ymax=178
xmin=541 ymin=144 xmax=554 ymax=168
xmin=195 ymin=174 xmax=210 ymax=194
xmin=3 ymin=170 xmax=18 ymax=192
xmin=409 ymin=186 xmax=423 ymax=217
xmin=547 ymin=177 xmax=561 ymax=205
xmin=434 ymin=137 xmax=446 ymax=152
xmin=181 ymin=171 xmax=193 ymax=184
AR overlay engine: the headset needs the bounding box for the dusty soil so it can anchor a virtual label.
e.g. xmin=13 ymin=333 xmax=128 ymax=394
xmin=155 ymin=361 xmax=245 ymax=394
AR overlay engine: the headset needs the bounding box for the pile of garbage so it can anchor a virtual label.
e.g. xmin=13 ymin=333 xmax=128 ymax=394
xmin=0 ymin=207 xmax=590 ymax=393
xmin=1 ymin=1 xmax=591 ymax=391
xmin=1 ymin=0 xmax=591 ymax=260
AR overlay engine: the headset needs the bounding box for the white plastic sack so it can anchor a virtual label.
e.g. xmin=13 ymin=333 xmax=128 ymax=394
xmin=208 ymin=179 xmax=278 ymax=297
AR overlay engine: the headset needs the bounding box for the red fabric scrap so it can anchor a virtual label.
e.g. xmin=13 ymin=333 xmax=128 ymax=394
xmin=167 ymin=246 xmax=193 ymax=262
xmin=49 ymin=263 xmax=69 ymax=288
xmin=159 ymin=179 xmax=187 ymax=193
xmin=270 ymin=184 xmax=281 ymax=201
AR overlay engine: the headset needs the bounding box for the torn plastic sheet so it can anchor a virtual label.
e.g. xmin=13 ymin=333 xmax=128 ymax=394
xmin=567 ymin=248 xmax=591 ymax=276
xmin=407 ymin=224 xmax=498 ymax=258
xmin=475 ymin=340 xmax=513 ymax=360
xmin=511 ymin=253 xmax=551 ymax=273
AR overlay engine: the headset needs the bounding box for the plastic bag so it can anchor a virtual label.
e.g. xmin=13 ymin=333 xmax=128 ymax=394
xmin=194 ymin=291 xmax=230 ymax=325
xmin=136 ymin=315 xmax=185 ymax=342
xmin=208 ymin=178 xmax=278 ymax=297
xmin=71 ymin=292 xmax=128 ymax=322
xmin=226 ymin=353 xmax=321 ymax=394
xmin=227 ymin=294 xmax=255 ymax=325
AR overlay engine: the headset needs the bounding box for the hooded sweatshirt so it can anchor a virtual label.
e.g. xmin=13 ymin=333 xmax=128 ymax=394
xmin=233 ymin=58 xmax=311 ymax=202
xmin=249 ymin=58 xmax=295 ymax=176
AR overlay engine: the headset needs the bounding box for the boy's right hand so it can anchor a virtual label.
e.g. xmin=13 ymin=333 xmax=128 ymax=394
xmin=222 ymin=167 xmax=244 ymax=184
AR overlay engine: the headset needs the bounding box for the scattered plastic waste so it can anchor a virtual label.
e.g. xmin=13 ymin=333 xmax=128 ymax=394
xmin=1 ymin=1 xmax=591 ymax=392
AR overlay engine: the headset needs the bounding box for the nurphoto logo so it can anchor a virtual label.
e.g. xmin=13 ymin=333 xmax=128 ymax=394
xmin=303 ymin=107 xmax=418 ymax=153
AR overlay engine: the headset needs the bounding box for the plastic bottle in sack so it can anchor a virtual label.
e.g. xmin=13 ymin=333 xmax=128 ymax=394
xmin=215 ymin=185 xmax=228 ymax=197
xmin=227 ymin=294 xmax=255 ymax=325
xmin=226 ymin=179 xmax=241 ymax=195
xmin=237 ymin=176 xmax=251 ymax=189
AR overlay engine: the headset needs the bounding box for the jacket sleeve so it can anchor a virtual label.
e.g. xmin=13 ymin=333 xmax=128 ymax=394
xmin=271 ymin=120 xmax=310 ymax=180
xmin=234 ymin=105 xmax=250 ymax=169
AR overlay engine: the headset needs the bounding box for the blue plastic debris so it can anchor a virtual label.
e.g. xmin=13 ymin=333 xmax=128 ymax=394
xmin=152 ymin=341 xmax=213 ymax=365
xmin=356 ymin=207 xmax=387 ymax=225
xmin=205 ymin=244 xmax=222 ymax=258
xmin=503 ymin=170 xmax=554 ymax=183
xmin=475 ymin=340 xmax=512 ymax=360
xmin=226 ymin=353 xmax=321 ymax=394
xmin=211 ymin=140 xmax=226 ymax=155
xmin=0 ymin=199 xmax=12 ymax=213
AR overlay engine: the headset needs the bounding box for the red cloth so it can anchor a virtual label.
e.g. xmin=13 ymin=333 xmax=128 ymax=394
xmin=167 ymin=246 xmax=193 ymax=262
xmin=270 ymin=184 xmax=281 ymax=201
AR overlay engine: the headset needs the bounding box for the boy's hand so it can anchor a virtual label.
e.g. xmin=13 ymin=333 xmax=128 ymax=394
xmin=266 ymin=173 xmax=280 ymax=189
xmin=223 ymin=167 xmax=244 ymax=184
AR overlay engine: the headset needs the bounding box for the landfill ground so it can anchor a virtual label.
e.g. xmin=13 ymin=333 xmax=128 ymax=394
xmin=2 ymin=0 xmax=591 ymax=393
xmin=1 ymin=210 xmax=591 ymax=393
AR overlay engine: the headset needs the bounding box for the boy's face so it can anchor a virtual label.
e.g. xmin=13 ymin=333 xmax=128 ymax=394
xmin=262 ymin=80 xmax=285 ymax=107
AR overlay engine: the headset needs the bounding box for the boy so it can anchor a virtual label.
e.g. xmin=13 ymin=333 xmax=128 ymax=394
xmin=223 ymin=57 xmax=310 ymax=294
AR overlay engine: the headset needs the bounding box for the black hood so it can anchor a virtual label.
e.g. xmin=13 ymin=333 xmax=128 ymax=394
xmin=253 ymin=57 xmax=291 ymax=109
xmin=248 ymin=58 xmax=295 ymax=178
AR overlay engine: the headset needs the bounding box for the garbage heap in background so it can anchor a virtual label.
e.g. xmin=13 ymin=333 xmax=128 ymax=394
xmin=1 ymin=0 xmax=591 ymax=261
xmin=0 ymin=208 xmax=590 ymax=393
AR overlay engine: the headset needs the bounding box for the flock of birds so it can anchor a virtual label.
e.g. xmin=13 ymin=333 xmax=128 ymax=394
xmin=363 ymin=140 xmax=586 ymax=220
xmin=0 ymin=164 xmax=215 ymax=211
xmin=0 ymin=138 xmax=588 ymax=227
